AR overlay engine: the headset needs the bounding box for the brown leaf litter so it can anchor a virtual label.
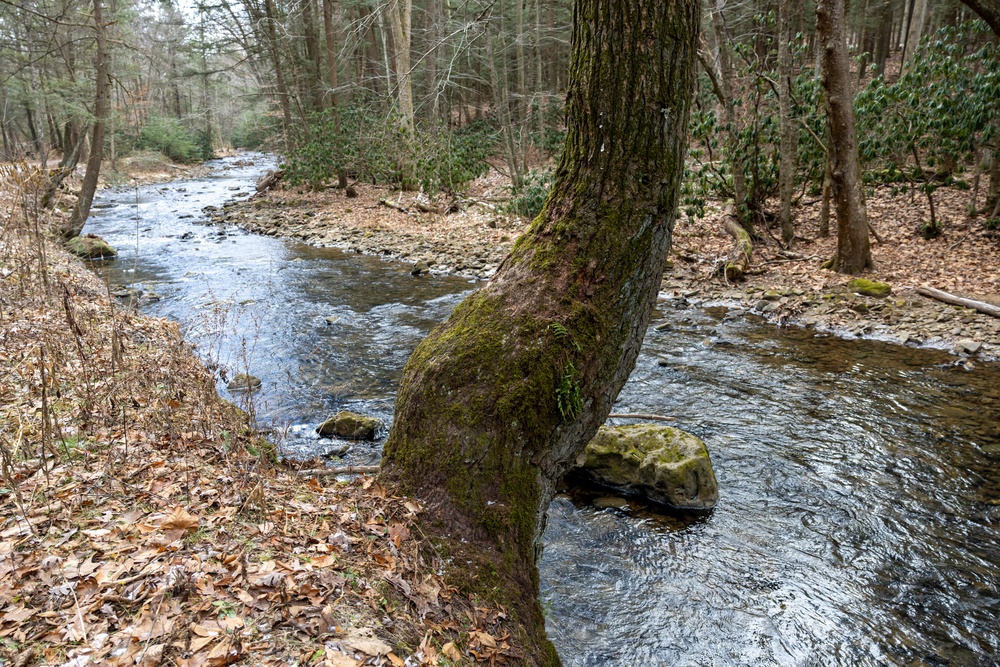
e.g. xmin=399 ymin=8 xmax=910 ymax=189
xmin=0 ymin=170 xmax=522 ymax=667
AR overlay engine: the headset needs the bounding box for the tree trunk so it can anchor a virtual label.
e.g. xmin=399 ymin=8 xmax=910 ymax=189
xmin=65 ymin=0 xmax=109 ymax=239
xmin=817 ymin=0 xmax=873 ymax=273
xmin=958 ymin=0 xmax=1000 ymax=35
xmin=381 ymin=0 xmax=699 ymax=662
xmin=711 ymin=0 xmax=750 ymax=229
xmin=322 ymin=0 xmax=339 ymax=108
xmin=777 ymin=0 xmax=797 ymax=246
xmin=873 ymin=0 xmax=893 ymax=78
xmin=386 ymin=0 xmax=414 ymax=136
xmin=302 ymin=0 xmax=324 ymax=112
xmin=264 ymin=0 xmax=293 ymax=149
xmin=986 ymin=115 xmax=1000 ymax=215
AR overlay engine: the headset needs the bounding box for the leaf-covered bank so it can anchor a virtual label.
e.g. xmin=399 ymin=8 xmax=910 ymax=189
xmin=0 ymin=176 xmax=523 ymax=667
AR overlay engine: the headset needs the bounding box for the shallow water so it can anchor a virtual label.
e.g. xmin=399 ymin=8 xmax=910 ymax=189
xmin=85 ymin=156 xmax=1000 ymax=666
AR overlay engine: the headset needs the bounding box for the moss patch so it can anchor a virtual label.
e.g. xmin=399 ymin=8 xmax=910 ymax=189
xmin=847 ymin=278 xmax=892 ymax=297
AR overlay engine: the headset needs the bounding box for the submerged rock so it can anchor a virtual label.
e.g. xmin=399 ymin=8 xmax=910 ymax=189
xmin=573 ymin=424 xmax=718 ymax=510
xmin=317 ymin=410 xmax=383 ymax=440
xmin=227 ymin=373 xmax=262 ymax=392
xmin=66 ymin=234 xmax=117 ymax=260
xmin=848 ymin=278 xmax=892 ymax=297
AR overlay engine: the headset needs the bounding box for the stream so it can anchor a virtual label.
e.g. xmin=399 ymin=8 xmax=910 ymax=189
xmin=85 ymin=155 xmax=1000 ymax=666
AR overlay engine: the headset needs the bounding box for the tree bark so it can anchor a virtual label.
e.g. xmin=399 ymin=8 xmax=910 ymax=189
xmin=777 ymin=0 xmax=797 ymax=246
xmin=263 ymin=0 xmax=293 ymax=149
xmin=65 ymin=0 xmax=109 ymax=239
xmin=710 ymin=0 xmax=750 ymax=229
xmin=817 ymin=0 xmax=873 ymax=273
xmin=381 ymin=0 xmax=699 ymax=662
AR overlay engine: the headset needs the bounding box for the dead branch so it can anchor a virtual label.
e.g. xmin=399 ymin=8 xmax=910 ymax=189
xmin=916 ymin=286 xmax=1000 ymax=319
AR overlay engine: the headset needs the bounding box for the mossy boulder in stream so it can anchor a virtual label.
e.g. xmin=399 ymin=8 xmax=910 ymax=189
xmin=317 ymin=410 xmax=384 ymax=440
xmin=573 ymin=424 xmax=718 ymax=510
xmin=848 ymin=278 xmax=891 ymax=297
xmin=66 ymin=234 xmax=117 ymax=260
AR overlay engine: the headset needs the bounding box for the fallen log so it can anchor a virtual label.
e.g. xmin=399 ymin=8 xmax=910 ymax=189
xmin=916 ymin=286 xmax=1000 ymax=319
xmin=720 ymin=206 xmax=753 ymax=281
xmin=255 ymin=169 xmax=283 ymax=192
xmin=296 ymin=465 xmax=380 ymax=477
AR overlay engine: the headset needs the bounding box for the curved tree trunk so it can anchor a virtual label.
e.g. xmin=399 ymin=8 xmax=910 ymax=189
xmin=381 ymin=0 xmax=699 ymax=662
xmin=65 ymin=0 xmax=109 ymax=239
xmin=817 ymin=0 xmax=873 ymax=273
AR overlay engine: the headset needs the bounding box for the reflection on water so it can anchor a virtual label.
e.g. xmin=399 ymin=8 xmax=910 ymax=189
xmin=85 ymin=156 xmax=1000 ymax=666
xmin=541 ymin=307 xmax=1000 ymax=666
xmin=84 ymin=155 xmax=473 ymax=461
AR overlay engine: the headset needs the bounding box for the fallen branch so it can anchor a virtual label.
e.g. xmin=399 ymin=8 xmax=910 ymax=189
xmin=296 ymin=465 xmax=380 ymax=478
xmin=916 ymin=286 xmax=1000 ymax=319
xmin=720 ymin=206 xmax=752 ymax=281
xmin=378 ymin=199 xmax=409 ymax=214
xmin=607 ymin=413 xmax=676 ymax=422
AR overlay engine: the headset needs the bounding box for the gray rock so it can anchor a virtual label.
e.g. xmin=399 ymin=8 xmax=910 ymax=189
xmin=956 ymin=339 xmax=982 ymax=355
xmin=573 ymin=424 xmax=718 ymax=510
xmin=227 ymin=373 xmax=262 ymax=392
xmin=592 ymin=497 xmax=629 ymax=510
xmin=324 ymin=315 xmax=341 ymax=325
xmin=411 ymin=261 xmax=430 ymax=276
xmin=317 ymin=410 xmax=384 ymax=440
xmin=324 ymin=444 xmax=351 ymax=459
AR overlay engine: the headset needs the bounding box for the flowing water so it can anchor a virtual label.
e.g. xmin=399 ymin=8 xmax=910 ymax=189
xmin=85 ymin=156 xmax=1000 ymax=666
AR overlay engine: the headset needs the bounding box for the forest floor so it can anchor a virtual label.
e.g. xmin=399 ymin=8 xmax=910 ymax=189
xmin=216 ymin=170 xmax=1000 ymax=361
xmin=0 ymin=173 xmax=519 ymax=667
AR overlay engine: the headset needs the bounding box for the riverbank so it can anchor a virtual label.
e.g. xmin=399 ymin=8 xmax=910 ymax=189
xmin=0 ymin=176 xmax=515 ymax=666
xmin=217 ymin=174 xmax=1000 ymax=360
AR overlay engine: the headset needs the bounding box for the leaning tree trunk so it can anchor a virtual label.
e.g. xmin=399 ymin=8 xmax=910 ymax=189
xmin=381 ymin=0 xmax=699 ymax=663
xmin=65 ymin=0 xmax=109 ymax=239
xmin=817 ymin=0 xmax=873 ymax=273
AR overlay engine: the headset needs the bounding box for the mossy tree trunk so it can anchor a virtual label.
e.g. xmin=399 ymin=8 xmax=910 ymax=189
xmin=381 ymin=0 xmax=699 ymax=663
xmin=817 ymin=0 xmax=874 ymax=274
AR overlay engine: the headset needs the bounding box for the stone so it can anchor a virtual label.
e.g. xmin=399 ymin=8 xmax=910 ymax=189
xmin=227 ymin=373 xmax=262 ymax=392
xmin=956 ymin=339 xmax=982 ymax=355
xmin=411 ymin=261 xmax=430 ymax=276
xmin=847 ymin=278 xmax=891 ymax=297
xmin=317 ymin=410 xmax=384 ymax=440
xmin=324 ymin=444 xmax=351 ymax=459
xmin=592 ymin=497 xmax=629 ymax=510
xmin=66 ymin=234 xmax=117 ymax=260
xmin=324 ymin=315 xmax=340 ymax=325
xmin=573 ymin=424 xmax=718 ymax=510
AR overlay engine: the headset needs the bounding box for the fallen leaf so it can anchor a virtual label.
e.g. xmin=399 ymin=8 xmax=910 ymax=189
xmin=441 ymin=642 xmax=461 ymax=661
xmin=159 ymin=507 xmax=199 ymax=533
xmin=343 ymin=628 xmax=392 ymax=657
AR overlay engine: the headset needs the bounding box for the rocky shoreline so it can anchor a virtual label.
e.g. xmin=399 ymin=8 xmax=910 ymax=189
xmin=209 ymin=184 xmax=1000 ymax=362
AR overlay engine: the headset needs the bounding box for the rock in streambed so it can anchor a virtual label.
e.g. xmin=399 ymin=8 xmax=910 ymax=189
xmin=317 ymin=410 xmax=384 ymax=440
xmin=572 ymin=424 xmax=718 ymax=510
